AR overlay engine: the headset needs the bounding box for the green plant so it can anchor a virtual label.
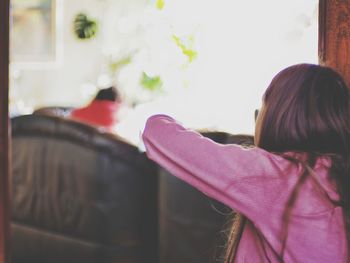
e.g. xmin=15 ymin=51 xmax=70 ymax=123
xmin=172 ymin=34 xmax=197 ymax=63
xmin=140 ymin=72 xmax=163 ymax=92
xmin=156 ymin=0 xmax=165 ymax=10
xmin=73 ymin=13 xmax=98 ymax=40
xmin=109 ymin=56 xmax=132 ymax=75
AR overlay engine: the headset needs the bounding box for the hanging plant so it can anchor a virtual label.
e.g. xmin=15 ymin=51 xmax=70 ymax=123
xmin=156 ymin=0 xmax=165 ymax=10
xmin=73 ymin=13 xmax=98 ymax=40
xmin=140 ymin=72 xmax=163 ymax=92
xmin=172 ymin=34 xmax=197 ymax=63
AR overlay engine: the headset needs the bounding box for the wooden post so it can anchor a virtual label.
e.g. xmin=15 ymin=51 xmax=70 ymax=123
xmin=319 ymin=0 xmax=350 ymax=85
xmin=0 ymin=0 xmax=11 ymax=262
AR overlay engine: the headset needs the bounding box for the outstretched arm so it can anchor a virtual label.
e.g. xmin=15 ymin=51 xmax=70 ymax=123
xmin=142 ymin=114 xmax=292 ymax=222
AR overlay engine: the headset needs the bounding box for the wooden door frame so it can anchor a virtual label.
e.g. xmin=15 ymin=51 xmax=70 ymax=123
xmin=318 ymin=0 xmax=350 ymax=85
xmin=0 ymin=0 xmax=11 ymax=262
xmin=318 ymin=0 xmax=326 ymax=63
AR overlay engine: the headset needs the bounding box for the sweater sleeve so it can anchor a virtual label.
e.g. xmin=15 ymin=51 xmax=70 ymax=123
xmin=142 ymin=114 xmax=294 ymax=223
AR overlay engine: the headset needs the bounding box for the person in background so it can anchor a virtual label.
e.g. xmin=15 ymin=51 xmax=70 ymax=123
xmin=142 ymin=64 xmax=350 ymax=262
xmin=70 ymin=86 xmax=121 ymax=130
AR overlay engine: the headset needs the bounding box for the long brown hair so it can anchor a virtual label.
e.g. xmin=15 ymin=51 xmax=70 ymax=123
xmin=225 ymin=64 xmax=350 ymax=262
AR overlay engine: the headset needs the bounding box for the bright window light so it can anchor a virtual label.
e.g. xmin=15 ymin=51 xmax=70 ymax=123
xmin=113 ymin=0 xmax=319 ymax=143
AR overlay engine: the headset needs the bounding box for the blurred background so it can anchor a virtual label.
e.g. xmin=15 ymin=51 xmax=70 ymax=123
xmin=9 ymin=0 xmax=318 ymax=143
xmin=7 ymin=1 xmax=322 ymax=262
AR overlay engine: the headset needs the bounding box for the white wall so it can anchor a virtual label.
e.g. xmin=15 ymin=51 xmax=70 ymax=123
xmin=10 ymin=0 xmax=113 ymax=110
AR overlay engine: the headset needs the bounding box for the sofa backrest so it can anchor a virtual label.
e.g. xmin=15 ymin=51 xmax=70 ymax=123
xmin=11 ymin=114 xmax=158 ymax=263
xmin=158 ymin=132 xmax=254 ymax=263
xmin=32 ymin=106 xmax=73 ymax=117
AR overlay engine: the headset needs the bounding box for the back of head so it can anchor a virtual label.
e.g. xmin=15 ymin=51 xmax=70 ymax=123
xmin=94 ymin=86 xmax=119 ymax=102
xmin=252 ymin=64 xmax=350 ymax=262
xmin=255 ymin=63 xmax=350 ymax=155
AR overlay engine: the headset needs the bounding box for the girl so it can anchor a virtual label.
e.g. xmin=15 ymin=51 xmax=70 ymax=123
xmin=142 ymin=64 xmax=350 ymax=262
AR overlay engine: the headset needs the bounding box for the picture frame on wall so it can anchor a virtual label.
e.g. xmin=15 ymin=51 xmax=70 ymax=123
xmin=10 ymin=0 xmax=62 ymax=68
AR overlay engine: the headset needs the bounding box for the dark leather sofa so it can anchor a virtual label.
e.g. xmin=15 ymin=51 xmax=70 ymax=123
xmin=158 ymin=132 xmax=254 ymax=263
xmin=11 ymin=110 xmax=254 ymax=263
xmin=11 ymin=114 xmax=158 ymax=263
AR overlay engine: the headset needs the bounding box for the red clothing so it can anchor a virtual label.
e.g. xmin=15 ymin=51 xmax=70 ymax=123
xmin=70 ymin=100 xmax=120 ymax=129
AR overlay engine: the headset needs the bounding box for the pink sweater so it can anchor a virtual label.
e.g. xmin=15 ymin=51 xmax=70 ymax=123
xmin=142 ymin=114 xmax=348 ymax=262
